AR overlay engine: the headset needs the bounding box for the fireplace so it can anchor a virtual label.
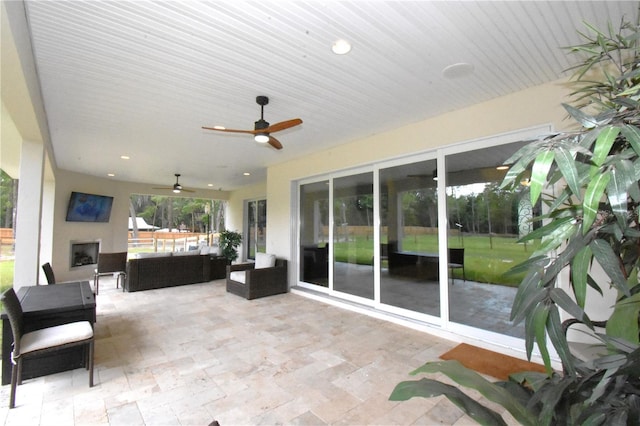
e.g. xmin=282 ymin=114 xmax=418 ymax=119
xmin=70 ymin=241 xmax=100 ymax=268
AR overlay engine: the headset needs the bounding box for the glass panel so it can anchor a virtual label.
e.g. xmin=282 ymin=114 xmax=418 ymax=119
xmin=246 ymin=199 xmax=267 ymax=259
xmin=256 ymin=199 xmax=267 ymax=254
xmin=379 ymin=159 xmax=440 ymax=316
xmin=445 ymin=141 xmax=536 ymax=337
xmin=333 ymin=173 xmax=374 ymax=299
xmin=246 ymin=201 xmax=256 ymax=259
xmin=299 ymin=181 xmax=330 ymax=286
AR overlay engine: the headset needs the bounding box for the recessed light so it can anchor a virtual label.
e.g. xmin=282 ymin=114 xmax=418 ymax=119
xmin=442 ymin=62 xmax=474 ymax=79
xmin=243 ymin=172 xmax=251 ymax=176
xmin=332 ymin=39 xmax=352 ymax=55
xmin=120 ymin=155 xmax=130 ymax=160
xmin=107 ymin=173 xmax=115 ymax=177
xmin=207 ymin=183 xmax=214 ymax=187
xmin=496 ymin=165 xmax=509 ymax=170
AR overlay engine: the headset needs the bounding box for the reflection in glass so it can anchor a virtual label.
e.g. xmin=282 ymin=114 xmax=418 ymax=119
xmin=300 ymin=181 xmax=329 ymax=286
xmin=246 ymin=199 xmax=267 ymax=259
xmin=445 ymin=141 xmax=538 ymax=337
xmin=379 ymin=159 xmax=440 ymax=316
xmin=333 ymin=173 xmax=374 ymax=299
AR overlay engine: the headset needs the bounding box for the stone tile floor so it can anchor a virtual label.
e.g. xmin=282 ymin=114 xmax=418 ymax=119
xmin=0 ymin=278 xmax=519 ymax=425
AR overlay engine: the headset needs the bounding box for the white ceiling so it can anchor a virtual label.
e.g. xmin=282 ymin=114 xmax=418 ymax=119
xmin=21 ymin=1 xmax=638 ymax=191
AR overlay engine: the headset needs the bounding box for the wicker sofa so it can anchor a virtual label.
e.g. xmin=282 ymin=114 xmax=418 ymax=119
xmin=125 ymin=252 xmax=228 ymax=292
xmin=226 ymin=253 xmax=288 ymax=300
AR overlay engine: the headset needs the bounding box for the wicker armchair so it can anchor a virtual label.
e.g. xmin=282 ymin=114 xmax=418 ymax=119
xmin=226 ymin=253 xmax=288 ymax=300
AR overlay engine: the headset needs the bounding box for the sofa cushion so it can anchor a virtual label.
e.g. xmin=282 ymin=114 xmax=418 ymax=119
xmin=255 ymin=253 xmax=276 ymax=269
xmin=174 ymin=249 xmax=199 ymax=256
xmin=229 ymin=271 xmax=246 ymax=284
xmin=133 ymin=252 xmax=171 ymax=259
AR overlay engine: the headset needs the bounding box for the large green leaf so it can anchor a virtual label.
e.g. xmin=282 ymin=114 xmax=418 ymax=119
xmin=608 ymin=292 xmax=640 ymax=343
xmin=409 ymin=360 xmax=539 ymax=426
xmin=530 ymin=150 xmax=555 ymax=205
xmin=531 ymin=302 xmax=552 ymax=372
xmin=582 ymin=171 xmax=611 ymax=233
xmin=535 ymin=218 xmax=579 ymax=256
xmin=591 ymin=126 xmax=619 ymax=168
xmin=571 ymin=246 xmax=593 ymax=308
xmin=621 ymin=124 xmax=640 ymax=156
xmin=517 ymin=216 xmax=574 ymax=243
xmin=550 ymin=288 xmax=590 ymax=326
xmin=589 ymin=239 xmax=630 ymax=296
xmin=607 ymin=159 xmax=635 ymax=227
xmin=547 ymin=305 xmax=576 ymax=376
xmin=500 ymin=142 xmax=544 ymax=189
xmin=512 ymin=287 xmax=547 ymax=326
xmin=389 ymin=378 xmax=508 ymax=426
xmin=542 ymin=228 xmax=595 ymax=287
xmin=554 ymin=147 xmax=582 ymax=199
xmin=563 ymin=103 xmax=600 ymax=128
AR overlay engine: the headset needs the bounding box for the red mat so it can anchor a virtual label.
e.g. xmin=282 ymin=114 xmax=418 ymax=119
xmin=440 ymin=343 xmax=547 ymax=381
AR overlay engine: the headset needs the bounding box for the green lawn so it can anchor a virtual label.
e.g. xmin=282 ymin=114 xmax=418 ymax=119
xmin=0 ymin=260 xmax=13 ymax=295
xmin=1 ymin=234 xmax=539 ymax=290
xmin=334 ymin=234 xmax=539 ymax=287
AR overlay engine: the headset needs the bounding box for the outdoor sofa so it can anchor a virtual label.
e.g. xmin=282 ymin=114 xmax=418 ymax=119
xmin=125 ymin=250 xmax=228 ymax=292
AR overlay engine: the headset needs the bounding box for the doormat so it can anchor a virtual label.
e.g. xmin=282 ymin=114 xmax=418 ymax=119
xmin=439 ymin=343 xmax=547 ymax=381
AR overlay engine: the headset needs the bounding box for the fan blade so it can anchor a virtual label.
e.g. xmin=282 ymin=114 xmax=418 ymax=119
xmin=266 ymin=118 xmax=302 ymax=133
xmin=152 ymin=187 xmax=173 ymax=190
xmin=202 ymin=126 xmax=257 ymax=135
xmin=268 ymin=136 xmax=283 ymax=150
xmin=180 ymin=188 xmax=195 ymax=193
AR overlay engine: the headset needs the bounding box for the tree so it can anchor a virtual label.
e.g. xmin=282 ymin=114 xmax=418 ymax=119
xmin=0 ymin=170 xmax=17 ymax=230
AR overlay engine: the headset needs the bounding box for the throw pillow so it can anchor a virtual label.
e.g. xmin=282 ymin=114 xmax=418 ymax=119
xmin=255 ymin=253 xmax=276 ymax=269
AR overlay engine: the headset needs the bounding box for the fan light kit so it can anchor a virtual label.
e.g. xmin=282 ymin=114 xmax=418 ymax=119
xmin=202 ymin=96 xmax=302 ymax=150
xmin=152 ymin=174 xmax=195 ymax=193
xmin=255 ymin=133 xmax=270 ymax=143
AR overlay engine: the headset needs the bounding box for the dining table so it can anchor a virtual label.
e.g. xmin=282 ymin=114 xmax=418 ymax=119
xmin=1 ymin=281 xmax=96 ymax=385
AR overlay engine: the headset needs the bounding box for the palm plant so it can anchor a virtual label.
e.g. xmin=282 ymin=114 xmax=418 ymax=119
xmin=219 ymin=229 xmax=242 ymax=262
xmin=390 ymin=13 xmax=640 ymax=426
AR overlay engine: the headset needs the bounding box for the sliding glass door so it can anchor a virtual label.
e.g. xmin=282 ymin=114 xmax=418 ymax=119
xmin=379 ymin=159 xmax=440 ymax=316
xmin=333 ymin=173 xmax=374 ymax=300
xmin=296 ymin=125 xmax=548 ymax=341
xmin=444 ymin=141 xmax=534 ymax=338
xmin=299 ymin=181 xmax=329 ymax=286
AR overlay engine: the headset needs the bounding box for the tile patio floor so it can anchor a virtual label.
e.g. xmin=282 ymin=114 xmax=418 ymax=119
xmin=0 ymin=277 xmax=519 ymax=425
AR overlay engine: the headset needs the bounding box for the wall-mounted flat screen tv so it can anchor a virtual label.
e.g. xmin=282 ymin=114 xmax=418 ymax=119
xmin=66 ymin=191 xmax=114 ymax=223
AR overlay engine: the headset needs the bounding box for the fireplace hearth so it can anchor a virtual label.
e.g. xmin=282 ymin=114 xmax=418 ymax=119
xmin=70 ymin=241 xmax=100 ymax=268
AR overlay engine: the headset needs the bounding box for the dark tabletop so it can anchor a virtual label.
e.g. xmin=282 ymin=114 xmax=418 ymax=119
xmin=2 ymin=281 xmax=95 ymax=318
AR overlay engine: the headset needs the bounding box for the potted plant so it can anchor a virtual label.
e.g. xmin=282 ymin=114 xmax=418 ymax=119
xmin=219 ymin=229 xmax=242 ymax=263
xmin=390 ymin=15 xmax=640 ymax=425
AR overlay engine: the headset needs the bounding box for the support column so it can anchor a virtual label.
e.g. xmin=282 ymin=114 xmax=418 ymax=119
xmin=13 ymin=139 xmax=44 ymax=290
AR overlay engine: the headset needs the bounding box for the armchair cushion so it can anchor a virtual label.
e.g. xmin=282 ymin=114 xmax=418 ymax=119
xmin=229 ymin=271 xmax=246 ymax=283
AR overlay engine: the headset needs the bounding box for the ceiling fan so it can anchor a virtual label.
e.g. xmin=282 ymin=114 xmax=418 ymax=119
xmin=153 ymin=174 xmax=194 ymax=193
xmin=202 ymin=96 xmax=302 ymax=150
